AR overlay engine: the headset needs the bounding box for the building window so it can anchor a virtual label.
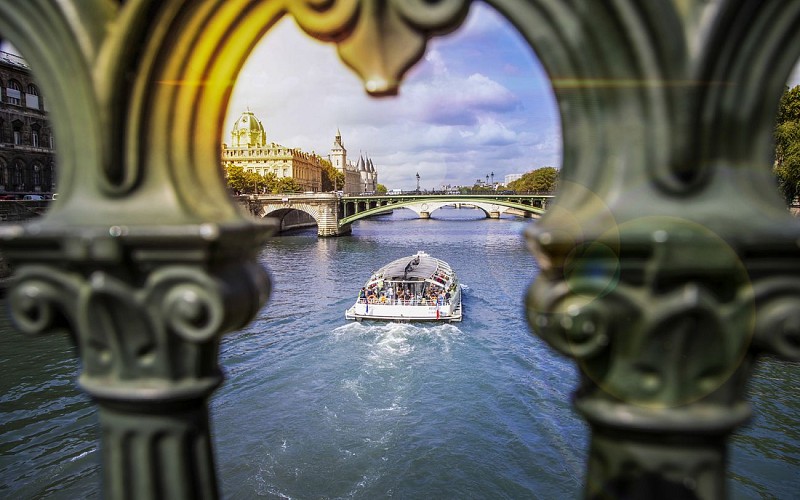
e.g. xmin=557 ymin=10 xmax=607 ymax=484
xmin=26 ymin=84 xmax=40 ymax=109
xmin=13 ymin=129 xmax=21 ymax=145
xmin=31 ymin=126 xmax=40 ymax=147
xmin=33 ymin=164 xmax=41 ymax=186
xmin=14 ymin=163 xmax=23 ymax=188
xmin=6 ymin=80 xmax=21 ymax=105
xmin=49 ymin=162 xmax=56 ymax=191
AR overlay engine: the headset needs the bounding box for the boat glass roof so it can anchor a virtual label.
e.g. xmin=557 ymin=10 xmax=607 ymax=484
xmin=377 ymin=252 xmax=448 ymax=281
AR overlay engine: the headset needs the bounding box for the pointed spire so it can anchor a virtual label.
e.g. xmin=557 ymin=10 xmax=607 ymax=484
xmin=333 ymin=128 xmax=344 ymax=149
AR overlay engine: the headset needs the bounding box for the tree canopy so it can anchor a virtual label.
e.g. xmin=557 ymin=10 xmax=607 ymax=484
xmin=225 ymin=165 xmax=301 ymax=194
xmin=274 ymin=176 xmax=302 ymax=193
xmin=774 ymin=85 xmax=800 ymax=204
xmin=225 ymin=165 xmax=271 ymax=194
xmin=320 ymin=160 xmax=345 ymax=192
xmin=507 ymin=166 xmax=559 ymax=193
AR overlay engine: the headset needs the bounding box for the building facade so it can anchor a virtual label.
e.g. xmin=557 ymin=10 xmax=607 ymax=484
xmin=329 ymin=129 xmax=377 ymax=194
xmin=221 ymin=110 xmax=323 ymax=193
xmin=0 ymin=50 xmax=56 ymax=194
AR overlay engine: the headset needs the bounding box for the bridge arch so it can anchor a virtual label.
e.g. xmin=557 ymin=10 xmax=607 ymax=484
xmin=399 ymin=201 xmax=505 ymax=219
xmin=258 ymin=203 xmax=321 ymax=232
xmin=339 ymin=197 xmax=545 ymax=225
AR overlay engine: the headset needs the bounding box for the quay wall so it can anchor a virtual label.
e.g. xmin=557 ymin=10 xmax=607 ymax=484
xmin=0 ymin=200 xmax=48 ymax=280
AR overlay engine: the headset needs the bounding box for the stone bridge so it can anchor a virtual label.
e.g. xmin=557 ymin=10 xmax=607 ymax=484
xmin=241 ymin=193 xmax=552 ymax=237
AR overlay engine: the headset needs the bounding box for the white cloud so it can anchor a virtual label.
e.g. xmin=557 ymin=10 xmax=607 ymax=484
xmin=460 ymin=117 xmax=519 ymax=145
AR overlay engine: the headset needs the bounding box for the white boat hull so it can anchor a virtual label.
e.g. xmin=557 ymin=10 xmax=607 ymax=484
xmin=345 ymin=296 xmax=462 ymax=322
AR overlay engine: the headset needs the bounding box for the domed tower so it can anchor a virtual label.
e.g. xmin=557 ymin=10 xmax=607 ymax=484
xmin=230 ymin=110 xmax=266 ymax=147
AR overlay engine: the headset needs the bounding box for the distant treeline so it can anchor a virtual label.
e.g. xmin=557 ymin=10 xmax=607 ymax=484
xmin=507 ymin=166 xmax=559 ymax=193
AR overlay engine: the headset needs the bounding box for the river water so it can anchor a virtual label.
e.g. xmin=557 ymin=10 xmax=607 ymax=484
xmin=1 ymin=208 xmax=798 ymax=498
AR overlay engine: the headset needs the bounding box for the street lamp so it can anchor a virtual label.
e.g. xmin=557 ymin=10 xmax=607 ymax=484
xmin=416 ymin=172 xmax=420 ymax=193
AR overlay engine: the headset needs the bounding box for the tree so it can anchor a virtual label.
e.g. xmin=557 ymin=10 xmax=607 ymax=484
xmin=774 ymin=85 xmax=800 ymax=205
xmin=261 ymin=171 xmax=278 ymax=193
xmin=508 ymin=166 xmax=559 ymax=193
xmin=320 ymin=160 xmax=345 ymax=192
xmin=376 ymin=183 xmax=387 ymax=194
xmin=273 ymin=176 xmax=302 ymax=194
xmin=225 ymin=165 xmax=259 ymax=194
xmin=224 ymin=165 xmax=278 ymax=194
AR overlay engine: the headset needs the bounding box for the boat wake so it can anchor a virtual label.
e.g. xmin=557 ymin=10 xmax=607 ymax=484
xmin=332 ymin=321 xmax=463 ymax=360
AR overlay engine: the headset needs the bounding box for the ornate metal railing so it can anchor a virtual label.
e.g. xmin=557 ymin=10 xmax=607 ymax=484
xmin=0 ymin=1 xmax=798 ymax=499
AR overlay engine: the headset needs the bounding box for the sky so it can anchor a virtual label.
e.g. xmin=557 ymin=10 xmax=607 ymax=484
xmin=224 ymin=3 xmax=561 ymax=191
xmin=3 ymin=3 xmax=800 ymax=191
xmin=225 ymin=3 xmax=800 ymax=191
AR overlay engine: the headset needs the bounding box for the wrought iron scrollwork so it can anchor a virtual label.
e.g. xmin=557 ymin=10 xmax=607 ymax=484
xmin=1 ymin=0 xmax=799 ymax=498
xmin=287 ymin=0 xmax=471 ymax=96
xmin=753 ymin=278 xmax=800 ymax=361
xmin=522 ymin=0 xmax=800 ymax=495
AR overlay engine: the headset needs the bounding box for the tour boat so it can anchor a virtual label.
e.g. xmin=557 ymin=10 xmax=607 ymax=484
xmin=345 ymin=251 xmax=463 ymax=322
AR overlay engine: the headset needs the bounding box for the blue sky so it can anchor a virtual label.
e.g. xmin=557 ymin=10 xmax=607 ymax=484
xmin=225 ymin=3 xmax=561 ymax=191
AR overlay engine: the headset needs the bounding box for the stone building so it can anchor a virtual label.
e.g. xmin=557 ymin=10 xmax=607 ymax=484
xmin=221 ymin=110 xmax=323 ymax=192
xmin=329 ymin=129 xmax=378 ymax=194
xmin=0 ymin=49 xmax=56 ymax=194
